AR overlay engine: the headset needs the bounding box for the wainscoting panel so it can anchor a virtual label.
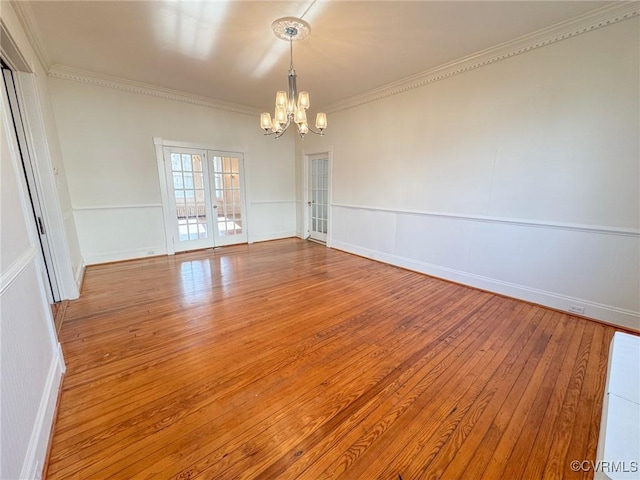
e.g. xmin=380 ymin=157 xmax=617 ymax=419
xmin=1 ymin=258 xmax=63 ymax=479
xmin=248 ymin=200 xmax=297 ymax=243
xmin=73 ymin=205 xmax=167 ymax=264
xmin=331 ymin=204 xmax=639 ymax=330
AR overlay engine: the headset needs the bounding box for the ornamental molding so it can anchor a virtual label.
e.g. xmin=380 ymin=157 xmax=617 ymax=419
xmin=324 ymin=2 xmax=640 ymax=113
xmin=10 ymin=0 xmax=51 ymax=69
xmin=16 ymin=1 xmax=640 ymax=116
xmin=48 ymin=65 xmax=260 ymax=116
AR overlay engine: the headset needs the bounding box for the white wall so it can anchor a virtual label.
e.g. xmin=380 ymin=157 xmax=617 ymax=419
xmin=1 ymin=3 xmax=83 ymax=297
xmin=297 ymin=17 xmax=640 ymax=330
xmin=1 ymin=63 xmax=64 ymax=480
xmin=48 ymin=78 xmax=297 ymax=264
xmin=1 ymin=2 xmax=76 ymax=477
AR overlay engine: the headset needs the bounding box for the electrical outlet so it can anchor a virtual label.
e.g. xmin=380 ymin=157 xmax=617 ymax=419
xmin=568 ymin=304 xmax=585 ymax=315
xmin=147 ymin=250 xmax=155 ymax=256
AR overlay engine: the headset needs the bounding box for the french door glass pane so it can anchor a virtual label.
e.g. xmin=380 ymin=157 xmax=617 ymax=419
xmin=211 ymin=156 xmax=243 ymax=236
xmin=171 ymin=153 xmax=208 ymax=242
xmin=311 ymin=158 xmax=328 ymax=235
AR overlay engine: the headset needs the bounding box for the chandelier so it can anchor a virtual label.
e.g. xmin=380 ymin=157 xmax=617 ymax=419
xmin=260 ymin=17 xmax=327 ymax=139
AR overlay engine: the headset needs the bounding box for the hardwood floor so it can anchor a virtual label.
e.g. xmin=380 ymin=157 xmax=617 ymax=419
xmin=47 ymin=238 xmax=615 ymax=479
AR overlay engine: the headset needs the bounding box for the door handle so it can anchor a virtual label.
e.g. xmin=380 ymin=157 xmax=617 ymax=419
xmin=307 ymin=201 xmax=311 ymax=206
xmin=37 ymin=217 xmax=46 ymax=234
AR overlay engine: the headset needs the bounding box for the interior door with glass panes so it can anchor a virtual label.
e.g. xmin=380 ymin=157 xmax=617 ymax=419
xmin=308 ymin=154 xmax=329 ymax=243
xmin=208 ymin=153 xmax=247 ymax=246
xmin=164 ymin=147 xmax=214 ymax=252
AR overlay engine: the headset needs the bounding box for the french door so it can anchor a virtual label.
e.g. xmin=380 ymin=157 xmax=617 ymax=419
xmin=308 ymin=154 xmax=329 ymax=243
xmin=163 ymin=147 xmax=247 ymax=252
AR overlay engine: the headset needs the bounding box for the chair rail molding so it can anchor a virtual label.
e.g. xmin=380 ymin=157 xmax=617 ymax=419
xmin=331 ymin=203 xmax=640 ymax=238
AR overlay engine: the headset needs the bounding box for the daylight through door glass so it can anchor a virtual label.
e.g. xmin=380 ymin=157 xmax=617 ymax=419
xmin=212 ymin=156 xmax=243 ymax=236
xmin=171 ymin=153 xmax=208 ymax=241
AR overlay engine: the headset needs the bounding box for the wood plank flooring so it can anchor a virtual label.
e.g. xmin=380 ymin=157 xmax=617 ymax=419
xmin=47 ymin=238 xmax=617 ymax=479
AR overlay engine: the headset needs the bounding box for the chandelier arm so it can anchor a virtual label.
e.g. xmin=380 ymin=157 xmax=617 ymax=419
xmin=274 ymin=116 xmax=293 ymax=139
xmin=305 ymin=125 xmax=325 ymax=136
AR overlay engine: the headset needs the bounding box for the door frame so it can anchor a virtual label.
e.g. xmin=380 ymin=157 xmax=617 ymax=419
xmin=301 ymin=147 xmax=332 ymax=246
xmin=154 ymin=137 xmax=249 ymax=254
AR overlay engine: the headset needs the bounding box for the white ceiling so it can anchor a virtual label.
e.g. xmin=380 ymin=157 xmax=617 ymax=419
xmin=25 ymin=1 xmax=612 ymax=111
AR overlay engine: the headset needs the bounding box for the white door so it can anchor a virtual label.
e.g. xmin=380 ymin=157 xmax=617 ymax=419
xmin=163 ymin=146 xmax=247 ymax=252
xmin=209 ymin=153 xmax=248 ymax=246
xmin=308 ymin=154 xmax=329 ymax=243
xmin=2 ymin=67 xmax=61 ymax=302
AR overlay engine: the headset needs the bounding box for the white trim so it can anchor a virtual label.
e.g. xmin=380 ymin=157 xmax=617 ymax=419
xmin=0 ymin=245 xmax=37 ymax=295
xmin=11 ymin=1 xmax=637 ymax=119
xmin=73 ymin=204 xmax=163 ymax=211
xmin=49 ymin=65 xmax=259 ymax=116
xmin=74 ymin=262 xmax=85 ymax=292
xmin=0 ymin=19 xmax=32 ymax=72
xmin=331 ymin=239 xmax=640 ymax=331
xmin=250 ymin=231 xmax=297 ymax=243
xmin=324 ymin=2 xmax=640 ymax=113
xmin=154 ymin=138 xmax=250 ymax=253
xmin=83 ymin=245 xmax=168 ymax=265
xmin=331 ymin=203 xmax=640 ymax=238
xmin=249 ymin=200 xmax=296 ymax=205
xmin=8 ymin=0 xmax=50 ymax=70
xmin=154 ymin=137 xmax=246 ymax=155
xmin=153 ymin=137 xmax=175 ymax=255
xmin=19 ymin=348 xmax=64 ymax=480
xmin=14 ymin=71 xmax=79 ymax=300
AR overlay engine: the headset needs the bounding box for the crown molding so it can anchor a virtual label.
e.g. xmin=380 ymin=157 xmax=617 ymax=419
xmin=48 ymin=65 xmax=261 ymax=116
xmin=10 ymin=0 xmax=51 ymax=70
xmin=325 ymin=2 xmax=640 ymax=113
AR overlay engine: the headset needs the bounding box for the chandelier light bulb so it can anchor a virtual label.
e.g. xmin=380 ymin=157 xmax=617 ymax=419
xmin=275 ymin=91 xmax=288 ymax=108
xmin=260 ymin=112 xmax=272 ymax=130
xmin=315 ymin=112 xmax=327 ymax=130
xmin=294 ymin=107 xmax=307 ymax=124
xmin=298 ymin=92 xmax=310 ymax=110
xmin=275 ymin=106 xmax=287 ymax=125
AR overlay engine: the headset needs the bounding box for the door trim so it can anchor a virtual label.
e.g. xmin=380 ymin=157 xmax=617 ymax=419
xmin=154 ymin=137 xmax=249 ymax=253
xmin=3 ymin=68 xmax=63 ymax=301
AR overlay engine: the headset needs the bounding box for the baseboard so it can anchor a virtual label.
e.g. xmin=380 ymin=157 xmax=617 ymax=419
xmin=53 ymin=300 xmax=68 ymax=334
xmin=83 ymin=245 xmax=168 ymax=266
xmin=19 ymin=346 xmax=65 ymax=479
xmin=331 ymin=240 xmax=640 ymax=331
xmin=250 ymin=231 xmax=297 ymax=243
xmin=74 ymin=262 xmax=85 ymax=295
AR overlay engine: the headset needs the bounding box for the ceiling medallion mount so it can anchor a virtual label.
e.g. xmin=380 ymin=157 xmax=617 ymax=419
xmin=271 ymin=17 xmax=311 ymax=42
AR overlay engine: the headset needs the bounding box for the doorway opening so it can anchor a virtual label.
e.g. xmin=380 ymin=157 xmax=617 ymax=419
xmin=158 ymin=142 xmax=248 ymax=253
